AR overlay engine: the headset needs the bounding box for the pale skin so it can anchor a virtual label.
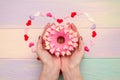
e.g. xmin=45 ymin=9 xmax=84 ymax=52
xmin=37 ymin=35 xmax=84 ymax=80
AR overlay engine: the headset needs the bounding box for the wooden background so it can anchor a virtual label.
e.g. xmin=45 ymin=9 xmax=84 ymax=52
xmin=0 ymin=0 xmax=120 ymax=80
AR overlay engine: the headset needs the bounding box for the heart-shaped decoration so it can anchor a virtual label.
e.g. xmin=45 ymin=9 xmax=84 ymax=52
xmin=26 ymin=20 xmax=31 ymax=26
xmin=91 ymin=24 xmax=96 ymax=30
xmin=84 ymin=46 xmax=90 ymax=52
xmin=46 ymin=12 xmax=52 ymax=17
xmin=71 ymin=12 xmax=77 ymax=18
xmin=37 ymin=57 xmax=40 ymax=60
xmin=57 ymin=19 xmax=63 ymax=24
xmin=24 ymin=34 xmax=29 ymax=41
xmin=92 ymin=31 xmax=97 ymax=38
xmin=29 ymin=15 xmax=35 ymax=20
xmin=28 ymin=42 xmax=34 ymax=48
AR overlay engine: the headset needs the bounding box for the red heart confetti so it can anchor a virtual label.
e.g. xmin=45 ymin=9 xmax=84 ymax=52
xmin=24 ymin=34 xmax=29 ymax=41
xmin=26 ymin=20 xmax=31 ymax=26
xmin=37 ymin=57 xmax=40 ymax=60
xmin=46 ymin=12 xmax=52 ymax=17
xmin=84 ymin=46 xmax=90 ymax=52
xmin=28 ymin=42 xmax=35 ymax=48
xmin=71 ymin=12 xmax=77 ymax=18
xmin=92 ymin=31 xmax=97 ymax=38
xmin=57 ymin=19 xmax=63 ymax=24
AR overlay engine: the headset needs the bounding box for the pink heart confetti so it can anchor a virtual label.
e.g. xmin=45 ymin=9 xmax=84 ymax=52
xmin=84 ymin=46 xmax=90 ymax=52
xmin=28 ymin=42 xmax=35 ymax=48
xmin=46 ymin=12 xmax=52 ymax=17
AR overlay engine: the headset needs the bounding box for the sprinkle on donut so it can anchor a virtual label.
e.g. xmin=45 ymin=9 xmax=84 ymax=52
xmin=42 ymin=23 xmax=79 ymax=57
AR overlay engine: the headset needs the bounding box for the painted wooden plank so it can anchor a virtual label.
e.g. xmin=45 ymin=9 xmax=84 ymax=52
xmin=0 ymin=29 xmax=120 ymax=58
xmin=0 ymin=0 xmax=120 ymax=28
xmin=0 ymin=59 xmax=120 ymax=80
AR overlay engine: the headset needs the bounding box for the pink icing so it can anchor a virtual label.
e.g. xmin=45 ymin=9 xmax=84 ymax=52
xmin=42 ymin=23 xmax=79 ymax=57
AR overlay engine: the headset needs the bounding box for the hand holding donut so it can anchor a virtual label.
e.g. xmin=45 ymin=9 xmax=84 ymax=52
xmin=37 ymin=23 xmax=84 ymax=80
xmin=37 ymin=36 xmax=60 ymax=80
xmin=37 ymin=36 xmax=84 ymax=80
xmin=60 ymin=36 xmax=84 ymax=80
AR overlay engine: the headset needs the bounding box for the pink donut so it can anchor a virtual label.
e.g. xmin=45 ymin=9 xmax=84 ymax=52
xmin=42 ymin=23 xmax=79 ymax=57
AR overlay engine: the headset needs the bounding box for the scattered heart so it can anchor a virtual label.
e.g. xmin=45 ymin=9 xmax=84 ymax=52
xmin=57 ymin=19 xmax=63 ymax=24
xmin=28 ymin=42 xmax=35 ymax=48
xmin=37 ymin=57 xmax=40 ymax=60
xmin=29 ymin=15 xmax=35 ymax=20
xmin=71 ymin=12 xmax=77 ymax=18
xmin=46 ymin=12 xmax=52 ymax=17
xmin=84 ymin=46 xmax=90 ymax=52
xmin=92 ymin=31 xmax=97 ymax=38
xmin=24 ymin=34 xmax=29 ymax=41
xmin=91 ymin=24 xmax=96 ymax=30
xmin=26 ymin=20 xmax=31 ymax=26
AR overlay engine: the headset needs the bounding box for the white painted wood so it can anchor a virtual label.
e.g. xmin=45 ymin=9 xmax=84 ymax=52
xmin=0 ymin=29 xmax=120 ymax=58
xmin=0 ymin=59 xmax=120 ymax=80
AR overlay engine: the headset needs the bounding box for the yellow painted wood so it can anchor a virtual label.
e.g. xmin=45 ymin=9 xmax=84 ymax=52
xmin=0 ymin=29 xmax=120 ymax=58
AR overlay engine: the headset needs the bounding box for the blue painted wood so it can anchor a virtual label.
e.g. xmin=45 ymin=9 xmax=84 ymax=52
xmin=0 ymin=59 xmax=120 ymax=80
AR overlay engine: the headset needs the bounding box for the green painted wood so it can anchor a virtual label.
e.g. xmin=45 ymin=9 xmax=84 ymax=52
xmin=0 ymin=59 xmax=120 ymax=80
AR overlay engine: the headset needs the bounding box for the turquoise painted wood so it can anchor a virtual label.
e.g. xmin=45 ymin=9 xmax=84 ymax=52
xmin=0 ymin=59 xmax=120 ymax=80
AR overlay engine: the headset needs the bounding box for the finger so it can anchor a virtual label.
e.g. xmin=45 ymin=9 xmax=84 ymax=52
xmin=37 ymin=36 xmax=52 ymax=58
xmin=71 ymin=23 xmax=78 ymax=32
xmin=42 ymin=23 xmax=50 ymax=36
xmin=37 ymin=36 xmax=42 ymax=50
xmin=78 ymin=36 xmax=85 ymax=56
xmin=35 ymin=36 xmax=41 ymax=54
xmin=80 ymin=36 xmax=83 ymax=40
xmin=37 ymin=36 xmax=46 ymax=60
xmin=76 ymin=37 xmax=84 ymax=59
xmin=38 ymin=36 xmax=40 ymax=40
xmin=78 ymin=36 xmax=84 ymax=51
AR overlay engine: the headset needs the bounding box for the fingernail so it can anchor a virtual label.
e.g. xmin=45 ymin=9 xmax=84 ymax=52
xmin=80 ymin=36 xmax=83 ymax=40
xmin=38 ymin=36 xmax=40 ymax=40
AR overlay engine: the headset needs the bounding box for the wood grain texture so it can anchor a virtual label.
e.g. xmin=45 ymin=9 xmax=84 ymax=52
xmin=0 ymin=0 xmax=120 ymax=28
xmin=0 ymin=59 xmax=120 ymax=80
xmin=0 ymin=29 xmax=120 ymax=58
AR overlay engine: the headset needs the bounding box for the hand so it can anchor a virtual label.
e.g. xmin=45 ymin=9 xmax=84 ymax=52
xmin=37 ymin=36 xmax=60 ymax=80
xmin=61 ymin=36 xmax=84 ymax=80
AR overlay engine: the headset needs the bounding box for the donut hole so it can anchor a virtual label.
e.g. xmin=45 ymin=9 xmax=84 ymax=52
xmin=57 ymin=36 xmax=65 ymax=44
